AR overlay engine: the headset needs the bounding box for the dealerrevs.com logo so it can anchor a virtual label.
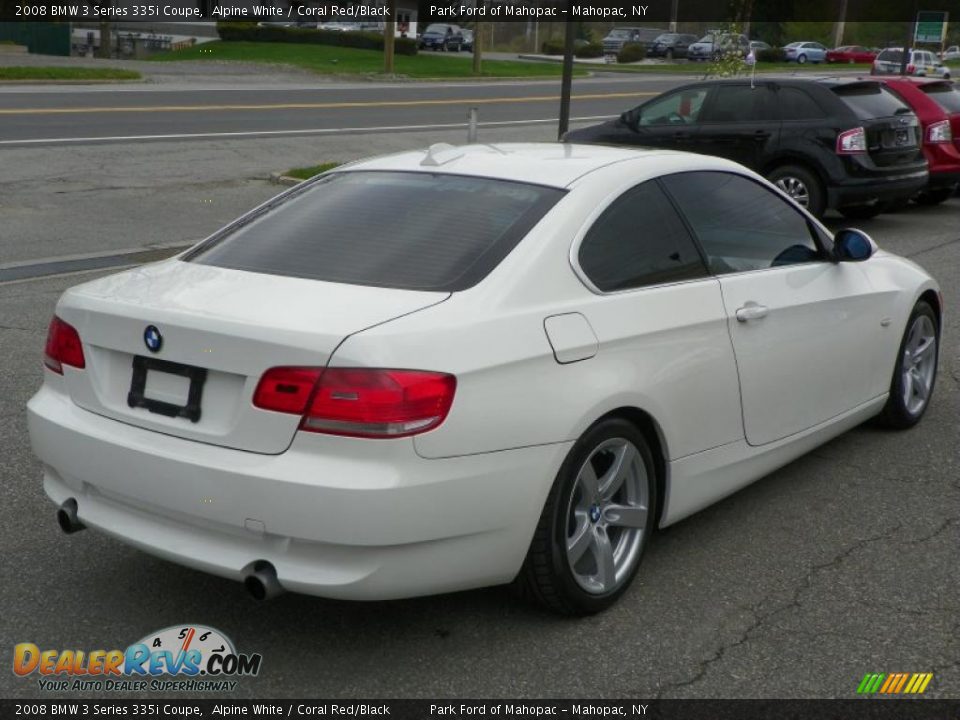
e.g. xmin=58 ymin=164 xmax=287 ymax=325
xmin=13 ymin=624 xmax=262 ymax=692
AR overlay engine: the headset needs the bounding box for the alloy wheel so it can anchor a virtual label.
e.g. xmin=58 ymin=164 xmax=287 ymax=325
xmin=564 ymin=438 xmax=649 ymax=594
xmin=774 ymin=176 xmax=810 ymax=207
xmin=901 ymin=315 xmax=937 ymax=415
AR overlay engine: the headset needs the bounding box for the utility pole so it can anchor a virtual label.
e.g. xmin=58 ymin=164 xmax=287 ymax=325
xmin=832 ymin=0 xmax=848 ymax=48
xmin=669 ymin=0 xmax=678 ymax=33
xmin=557 ymin=14 xmax=575 ymax=139
xmin=96 ymin=1 xmax=112 ymax=58
xmin=473 ymin=5 xmax=484 ymax=75
xmin=901 ymin=5 xmax=917 ymax=76
xmin=383 ymin=0 xmax=396 ymax=74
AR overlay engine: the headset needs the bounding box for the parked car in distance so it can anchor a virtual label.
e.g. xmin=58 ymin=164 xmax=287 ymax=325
xmin=602 ymin=26 xmax=666 ymax=55
xmin=784 ymin=41 xmax=828 ymax=64
xmin=941 ymin=45 xmax=959 ymax=61
xmin=461 ymin=28 xmax=474 ymax=52
xmin=563 ymin=78 xmax=928 ymax=219
xmin=28 ymin=142 xmax=941 ymax=615
xmin=750 ymin=40 xmax=771 ymax=52
xmin=873 ymin=48 xmax=951 ymax=78
xmin=418 ymin=23 xmax=464 ymax=51
xmin=827 ymin=45 xmax=878 ymax=64
xmin=880 ymin=78 xmax=960 ymax=204
xmin=648 ymin=33 xmax=699 ymax=59
xmin=687 ymin=32 xmax=750 ymax=61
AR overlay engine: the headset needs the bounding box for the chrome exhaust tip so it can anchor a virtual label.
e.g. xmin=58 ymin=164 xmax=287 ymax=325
xmin=57 ymin=498 xmax=85 ymax=534
xmin=242 ymin=560 xmax=284 ymax=601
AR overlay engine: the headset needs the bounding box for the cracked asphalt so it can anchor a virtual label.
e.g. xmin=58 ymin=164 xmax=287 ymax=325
xmin=1 ymin=123 xmax=958 ymax=700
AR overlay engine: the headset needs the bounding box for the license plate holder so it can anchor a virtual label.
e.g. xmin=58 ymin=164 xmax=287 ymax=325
xmin=895 ymin=129 xmax=910 ymax=146
xmin=127 ymin=356 xmax=207 ymax=423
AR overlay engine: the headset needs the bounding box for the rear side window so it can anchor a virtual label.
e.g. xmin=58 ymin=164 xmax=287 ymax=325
xmin=921 ymin=83 xmax=960 ymax=113
xmin=578 ymin=181 xmax=707 ymax=292
xmin=661 ymin=172 xmax=821 ymax=275
xmin=778 ymin=87 xmax=827 ymax=120
xmin=187 ymin=172 xmax=564 ymax=292
xmin=832 ymin=84 xmax=911 ymax=119
xmin=701 ymin=85 xmax=774 ymax=122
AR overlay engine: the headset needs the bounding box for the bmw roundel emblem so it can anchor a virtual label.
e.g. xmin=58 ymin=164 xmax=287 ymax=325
xmin=143 ymin=325 xmax=163 ymax=353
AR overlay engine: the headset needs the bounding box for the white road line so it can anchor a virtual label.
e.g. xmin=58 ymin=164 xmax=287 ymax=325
xmin=0 ymin=115 xmax=616 ymax=146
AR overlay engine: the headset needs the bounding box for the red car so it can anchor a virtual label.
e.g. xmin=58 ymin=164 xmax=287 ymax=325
xmin=880 ymin=77 xmax=960 ymax=204
xmin=827 ymin=45 xmax=877 ymax=64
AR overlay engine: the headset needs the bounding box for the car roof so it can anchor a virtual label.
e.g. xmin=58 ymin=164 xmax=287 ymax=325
xmin=342 ymin=143 xmax=745 ymax=190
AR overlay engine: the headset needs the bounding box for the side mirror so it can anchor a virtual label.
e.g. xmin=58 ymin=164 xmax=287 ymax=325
xmin=833 ymin=228 xmax=875 ymax=262
xmin=620 ymin=108 xmax=640 ymax=131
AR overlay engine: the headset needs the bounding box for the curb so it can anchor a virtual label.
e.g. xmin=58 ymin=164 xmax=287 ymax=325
xmin=270 ymin=172 xmax=303 ymax=185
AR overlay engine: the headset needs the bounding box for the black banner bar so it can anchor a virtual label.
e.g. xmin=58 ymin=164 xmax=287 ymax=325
xmin=2 ymin=700 xmax=960 ymax=720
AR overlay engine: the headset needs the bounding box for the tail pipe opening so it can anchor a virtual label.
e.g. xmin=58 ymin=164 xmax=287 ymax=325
xmin=57 ymin=498 xmax=85 ymax=534
xmin=242 ymin=560 xmax=284 ymax=601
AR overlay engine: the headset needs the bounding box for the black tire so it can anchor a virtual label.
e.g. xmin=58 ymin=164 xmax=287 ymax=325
xmin=877 ymin=301 xmax=939 ymax=429
xmin=516 ymin=418 xmax=657 ymax=615
xmin=914 ymin=188 xmax=954 ymax=206
xmin=767 ymin=164 xmax=826 ymax=218
xmin=797 ymin=54 xmax=807 ymax=64
xmin=838 ymin=204 xmax=884 ymax=220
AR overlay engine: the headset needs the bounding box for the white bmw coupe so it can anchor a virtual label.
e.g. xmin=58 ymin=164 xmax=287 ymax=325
xmin=28 ymin=143 xmax=941 ymax=614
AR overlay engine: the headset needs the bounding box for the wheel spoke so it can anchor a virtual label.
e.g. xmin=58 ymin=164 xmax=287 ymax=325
xmin=566 ymin=517 xmax=593 ymax=564
xmin=599 ymin=442 xmax=635 ymax=500
xmin=913 ymin=336 xmax=934 ymax=363
xmin=604 ymin=503 xmax=648 ymax=529
xmin=902 ymin=367 xmax=915 ymax=407
xmin=912 ymin=368 xmax=929 ymax=400
xmin=591 ymin=528 xmax=616 ymax=591
xmin=578 ymin=461 xmax=599 ymax=498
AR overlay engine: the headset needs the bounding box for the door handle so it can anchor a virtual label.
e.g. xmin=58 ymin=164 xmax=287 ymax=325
xmin=735 ymin=303 xmax=769 ymax=322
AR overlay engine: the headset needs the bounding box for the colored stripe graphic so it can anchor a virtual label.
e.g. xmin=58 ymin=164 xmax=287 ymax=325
xmin=858 ymin=672 xmax=932 ymax=694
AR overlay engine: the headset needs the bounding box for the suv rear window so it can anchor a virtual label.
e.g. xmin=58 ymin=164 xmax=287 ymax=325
xmin=831 ymin=83 xmax=911 ymax=119
xmin=877 ymin=49 xmax=903 ymax=63
xmin=920 ymin=83 xmax=960 ymax=113
xmin=186 ymin=171 xmax=564 ymax=292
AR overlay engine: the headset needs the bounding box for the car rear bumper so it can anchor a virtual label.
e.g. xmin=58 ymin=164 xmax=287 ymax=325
xmin=827 ymin=162 xmax=929 ymax=207
xmin=28 ymin=383 xmax=568 ymax=600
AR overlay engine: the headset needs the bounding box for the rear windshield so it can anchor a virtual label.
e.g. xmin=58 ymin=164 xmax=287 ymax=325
xmin=831 ymin=84 xmax=911 ymax=119
xmin=186 ymin=171 xmax=564 ymax=292
xmin=877 ymin=49 xmax=903 ymax=63
xmin=920 ymin=83 xmax=960 ymax=113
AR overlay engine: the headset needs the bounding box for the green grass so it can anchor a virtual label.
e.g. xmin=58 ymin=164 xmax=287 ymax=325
xmin=150 ymin=41 xmax=586 ymax=78
xmin=284 ymin=162 xmax=340 ymax=181
xmin=0 ymin=66 xmax=141 ymax=80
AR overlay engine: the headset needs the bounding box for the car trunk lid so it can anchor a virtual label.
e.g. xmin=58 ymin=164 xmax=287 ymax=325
xmin=56 ymin=260 xmax=448 ymax=454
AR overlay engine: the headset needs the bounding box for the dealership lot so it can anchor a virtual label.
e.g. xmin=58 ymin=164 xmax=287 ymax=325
xmin=1 ymin=112 xmax=959 ymax=699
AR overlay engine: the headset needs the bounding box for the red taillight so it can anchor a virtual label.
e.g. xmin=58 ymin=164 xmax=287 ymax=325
xmin=907 ymin=64 xmax=915 ymax=74
xmin=927 ymin=119 xmax=952 ymax=143
xmin=43 ymin=316 xmax=85 ymax=374
xmin=836 ymin=126 xmax=867 ymax=155
xmin=253 ymin=367 xmax=456 ymax=439
xmin=253 ymin=367 xmax=323 ymax=414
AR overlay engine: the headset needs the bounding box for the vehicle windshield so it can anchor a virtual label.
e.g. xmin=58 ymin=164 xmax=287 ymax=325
xmin=655 ymin=34 xmax=677 ymax=42
xmin=609 ymin=29 xmax=636 ymax=38
xmin=186 ymin=171 xmax=565 ymax=292
xmin=696 ymin=35 xmax=713 ymax=43
xmin=878 ymin=49 xmax=904 ymax=63
xmin=423 ymin=25 xmax=448 ymax=35
xmin=921 ymin=83 xmax=960 ymax=113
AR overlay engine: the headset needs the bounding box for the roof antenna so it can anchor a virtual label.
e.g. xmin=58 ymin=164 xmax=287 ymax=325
xmin=421 ymin=143 xmax=465 ymax=166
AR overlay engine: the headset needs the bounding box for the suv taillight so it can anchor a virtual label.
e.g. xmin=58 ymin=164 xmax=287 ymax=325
xmin=836 ymin=126 xmax=867 ymax=155
xmin=927 ymin=119 xmax=952 ymax=143
xmin=43 ymin=316 xmax=85 ymax=374
xmin=253 ymin=367 xmax=456 ymax=439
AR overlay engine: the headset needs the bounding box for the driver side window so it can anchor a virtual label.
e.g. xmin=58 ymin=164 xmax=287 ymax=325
xmin=639 ymin=87 xmax=709 ymax=126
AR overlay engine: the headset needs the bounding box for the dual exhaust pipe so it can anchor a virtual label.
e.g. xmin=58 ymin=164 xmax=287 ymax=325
xmin=57 ymin=498 xmax=284 ymax=601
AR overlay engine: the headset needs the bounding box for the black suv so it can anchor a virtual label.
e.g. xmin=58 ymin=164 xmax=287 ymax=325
xmin=565 ymin=78 xmax=929 ymax=219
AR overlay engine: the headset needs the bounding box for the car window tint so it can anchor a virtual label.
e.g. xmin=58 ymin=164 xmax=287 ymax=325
xmin=187 ymin=171 xmax=564 ymax=292
xmin=660 ymin=172 xmax=821 ymax=275
xmin=921 ymin=83 xmax=960 ymax=112
xmin=779 ymin=87 xmax=827 ymax=120
xmin=638 ymin=87 xmax=709 ymax=125
xmin=578 ymin=181 xmax=707 ymax=292
xmin=701 ymin=85 xmax=771 ymax=122
xmin=878 ymin=49 xmax=903 ymax=63
xmin=831 ymin=83 xmax=911 ymax=119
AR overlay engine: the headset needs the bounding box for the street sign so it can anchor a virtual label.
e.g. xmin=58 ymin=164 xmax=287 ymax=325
xmin=915 ymin=11 xmax=948 ymax=44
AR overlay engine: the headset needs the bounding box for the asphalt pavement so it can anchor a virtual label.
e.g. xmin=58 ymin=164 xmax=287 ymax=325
xmin=0 ymin=63 xmax=957 ymax=700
